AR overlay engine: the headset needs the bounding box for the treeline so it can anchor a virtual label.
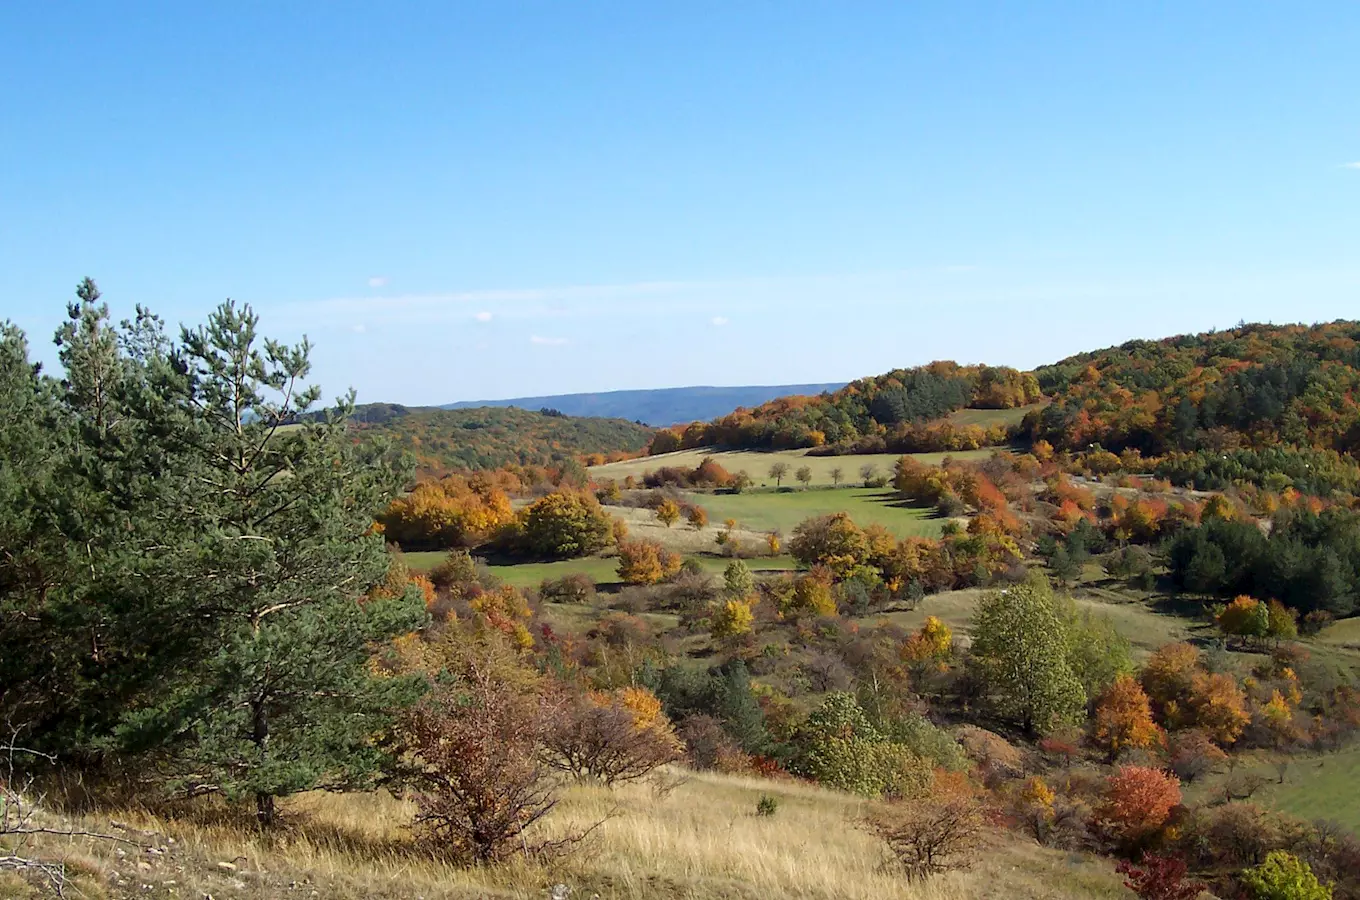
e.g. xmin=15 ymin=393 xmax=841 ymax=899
xmin=649 ymin=362 xmax=1040 ymax=453
xmin=354 ymin=404 xmax=654 ymax=477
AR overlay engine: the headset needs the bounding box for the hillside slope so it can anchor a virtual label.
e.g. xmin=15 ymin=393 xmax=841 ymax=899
xmin=1030 ymin=320 xmax=1360 ymax=452
xmin=439 ymin=383 xmax=847 ymax=426
xmin=350 ymin=405 xmax=654 ymax=474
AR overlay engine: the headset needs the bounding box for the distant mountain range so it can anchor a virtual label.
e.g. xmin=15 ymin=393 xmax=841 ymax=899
xmin=437 ymin=383 xmax=848 ymax=426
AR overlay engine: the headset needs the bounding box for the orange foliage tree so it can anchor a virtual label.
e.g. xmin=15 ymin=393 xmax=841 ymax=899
xmin=616 ymin=539 xmax=682 ymax=585
xmin=1099 ymin=766 xmax=1182 ymax=846
xmin=378 ymin=476 xmax=514 ymax=548
xmin=1093 ymin=675 xmax=1165 ymax=761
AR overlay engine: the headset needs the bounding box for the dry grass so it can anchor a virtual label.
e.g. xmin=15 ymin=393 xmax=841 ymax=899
xmin=11 ymin=769 xmax=1127 ymax=900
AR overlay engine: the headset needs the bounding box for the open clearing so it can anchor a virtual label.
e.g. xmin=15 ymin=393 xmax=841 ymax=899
xmin=589 ymin=447 xmax=1003 ymax=487
xmin=690 ymin=486 xmax=946 ymax=538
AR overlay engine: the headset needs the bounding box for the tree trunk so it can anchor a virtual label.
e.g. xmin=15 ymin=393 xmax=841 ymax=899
xmin=253 ymin=700 xmax=274 ymax=827
xmin=256 ymin=791 xmax=275 ymax=827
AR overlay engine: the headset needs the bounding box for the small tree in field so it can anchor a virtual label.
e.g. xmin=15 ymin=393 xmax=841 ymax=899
xmin=723 ymin=559 xmax=755 ymax=597
xmin=655 ymin=498 xmax=682 ymax=528
xmin=796 ymin=466 xmax=813 ymax=489
xmin=830 ymin=466 xmax=844 ymax=487
xmin=860 ymin=463 xmax=879 ymax=487
xmin=769 ymin=462 xmax=790 ymax=487
xmin=686 ymin=504 xmax=709 ymax=531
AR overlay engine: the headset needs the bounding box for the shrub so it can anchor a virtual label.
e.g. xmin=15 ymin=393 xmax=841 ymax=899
xmin=790 ymin=693 xmax=931 ymax=798
xmin=756 ymin=794 xmax=780 ymax=817
xmin=1240 ymin=850 xmax=1333 ymax=900
xmin=539 ymin=573 xmax=596 ymax=604
xmin=1116 ymin=854 xmax=1205 ymax=900
xmin=542 ymin=688 xmax=683 ymax=786
xmin=866 ymin=794 xmax=985 ymax=882
xmin=678 ymin=714 xmax=743 ymax=771
xmin=401 ymin=667 xmax=561 ymax=863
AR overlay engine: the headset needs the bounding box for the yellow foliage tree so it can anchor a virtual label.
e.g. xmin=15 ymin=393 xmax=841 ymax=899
xmin=710 ymin=598 xmax=755 ymax=641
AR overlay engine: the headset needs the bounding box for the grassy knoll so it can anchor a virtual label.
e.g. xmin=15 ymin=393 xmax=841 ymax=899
xmin=17 ymin=770 xmax=1128 ymax=900
xmin=867 ymin=584 xmax=1193 ymax=655
xmin=944 ymin=403 xmax=1043 ymax=428
xmin=689 ymin=487 xmax=946 ymax=538
xmin=589 ymin=447 xmax=1002 ymax=487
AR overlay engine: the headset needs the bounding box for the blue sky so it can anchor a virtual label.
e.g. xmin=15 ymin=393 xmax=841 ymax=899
xmin=2 ymin=2 xmax=1358 ymax=406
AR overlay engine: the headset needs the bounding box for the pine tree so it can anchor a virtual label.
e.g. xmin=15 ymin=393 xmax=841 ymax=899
xmin=3 ymin=287 xmax=426 ymax=824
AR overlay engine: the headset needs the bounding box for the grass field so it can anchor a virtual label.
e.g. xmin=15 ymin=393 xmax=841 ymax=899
xmin=404 ymin=550 xmax=799 ymax=586
xmin=1185 ymin=745 xmax=1360 ymax=834
xmin=18 ymin=769 xmax=1128 ymax=900
xmin=691 ymin=486 xmax=947 ymax=538
xmin=589 ymin=447 xmax=1003 ymax=487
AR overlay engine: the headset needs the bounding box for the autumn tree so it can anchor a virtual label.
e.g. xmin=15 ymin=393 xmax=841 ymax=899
xmin=1218 ymin=596 xmax=1270 ymax=646
xmin=1188 ymin=671 xmax=1251 ymax=746
xmin=654 ymin=497 xmax=682 ymax=528
xmin=616 ymin=538 xmax=682 ymax=585
xmin=788 ymin=512 xmax=871 ymax=578
xmin=1240 ymin=851 xmax=1333 ymax=900
xmin=769 ymin=462 xmax=790 ymax=486
xmin=796 ymin=465 xmax=813 ymax=489
xmin=1141 ymin=642 xmax=1202 ymax=720
xmin=969 ymin=575 xmax=1087 ymax=733
xmin=1100 ymin=765 xmax=1182 ymax=847
xmin=1093 ymin=675 xmax=1164 ymax=761
xmin=830 ymin=466 xmax=844 ymax=487
xmin=686 ymin=504 xmax=709 ymax=531
xmin=709 ymin=598 xmax=755 ymax=643
xmin=860 ymin=463 xmax=879 ymax=486
xmin=518 ymin=490 xmax=614 ymax=558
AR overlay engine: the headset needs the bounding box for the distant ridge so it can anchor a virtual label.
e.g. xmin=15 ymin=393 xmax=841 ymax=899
xmin=438 ymin=383 xmax=847 ymax=426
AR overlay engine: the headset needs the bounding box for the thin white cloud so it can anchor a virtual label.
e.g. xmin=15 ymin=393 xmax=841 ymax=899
xmin=1344 ymin=162 xmax=1360 ymax=170
xmin=530 ymin=335 xmax=569 ymax=346
xmin=367 ymin=276 xmax=389 ymax=288
xmin=473 ymin=311 xmax=493 ymax=322
xmin=351 ymin=324 xmax=367 ymax=333
xmin=711 ymin=316 xmax=729 ymax=326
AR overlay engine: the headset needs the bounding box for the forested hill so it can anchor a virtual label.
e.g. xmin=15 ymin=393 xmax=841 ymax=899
xmin=1028 ymin=321 xmax=1360 ymax=455
xmin=439 ymin=383 xmax=847 ymax=426
xmin=349 ymin=405 xmax=654 ymax=474
xmin=651 ymin=363 xmax=1041 ymax=452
